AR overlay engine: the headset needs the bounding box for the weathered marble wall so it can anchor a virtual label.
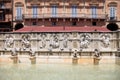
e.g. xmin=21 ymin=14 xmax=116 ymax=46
xmin=0 ymin=31 xmax=119 ymax=54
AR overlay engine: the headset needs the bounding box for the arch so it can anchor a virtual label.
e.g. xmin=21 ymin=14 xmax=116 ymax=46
xmin=15 ymin=2 xmax=24 ymax=7
xmin=15 ymin=23 xmax=24 ymax=30
xmin=107 ymin=23 xmax=119 ymax=31
xmin=108 ymin=2 xmax=117 ymax=7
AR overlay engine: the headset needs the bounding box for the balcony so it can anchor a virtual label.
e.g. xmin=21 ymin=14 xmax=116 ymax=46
xmin=15 ymin=16 xmax=23 ymax=21
xmin=0 ymin=17 xmax=11 ymax=22
xmin=107 ymin=17 xmax=117 ymax=21
xmin=0 ymin=0 xmax=11 ymax=2
xmin=0 ymin=5 xmax=11 ymax=10
xmin=24 ymin=13 xmax=106 ymax=19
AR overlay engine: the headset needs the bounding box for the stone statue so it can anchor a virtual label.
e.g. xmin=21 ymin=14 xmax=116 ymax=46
xmin=73 ymin=49 xmax=78 ymax=58
xmin=94 ymin=49 xmax=100 ymax=57
xmin=49 ymin=34 xmax=59 ymax=49
xmin=21 ymin=35 xmax=31 ymax=49
xmin=62 ymin=33 xmax=69 ymax=48
xmin=5 ymin=35 xmax=14 ymax=48
xmin=11 ymin=48 xmax=17 ymax=56
xmin=80 ymin=34 xmax=91 ymax=49
xmin=101 ymin=34 xmax=110 ymax=48
xmin=29 ymin=49 xmax=35 ymax=56
xmin=40 ymin=34 xmax=47 ymax=48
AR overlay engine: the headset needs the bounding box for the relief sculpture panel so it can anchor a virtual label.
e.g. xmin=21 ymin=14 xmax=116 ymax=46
xmin=4 ymin=35 xmax=14 ymax=49
xmin=21 ymin=34 xmax=31 ymax=50
xmin=79 ymin=33 xmax=91 ymax=49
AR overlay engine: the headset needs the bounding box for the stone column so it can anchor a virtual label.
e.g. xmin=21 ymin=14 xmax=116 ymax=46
xmin=93 ymin=57 xmax=101 ymax=65
xmin=29 ymin=56 xmax=36 ymax=64
xmin=11 ymin=56 xmax=18 ymax=64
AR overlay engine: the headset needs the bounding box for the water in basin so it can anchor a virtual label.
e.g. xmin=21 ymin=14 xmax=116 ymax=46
xmin=0 ymin=63 xmax=120 ymax=80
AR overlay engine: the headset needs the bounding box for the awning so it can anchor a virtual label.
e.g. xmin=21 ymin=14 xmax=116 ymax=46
xmin=14 ymin=26 xmax=110 ymax=32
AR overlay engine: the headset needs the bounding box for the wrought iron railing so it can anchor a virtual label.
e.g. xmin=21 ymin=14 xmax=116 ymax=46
xmin=15 ymin=16 xmax=23 ymax=21
xmin=107 ymin=17 xmax=117 ymax=21
xmin=0 ymin=17 xmax=11 ymax=22
xmin=24 ymin=13 xmax=106 ymax=19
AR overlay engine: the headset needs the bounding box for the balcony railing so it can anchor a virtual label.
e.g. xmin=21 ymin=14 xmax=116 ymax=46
xmin=0 ymin=5 xmax=11 ymax=9
xmin=0 ymin=17 xmax=11 ymax=22
xmin=0 ymin=0 xmax=11 ymax=2
xmin=24 ymin=13 xmax=106 ymax=19
xmin=107 ymin=17 xmax=117 ymax=21
xmin=15 ymin=16 xmax=23 ymax=21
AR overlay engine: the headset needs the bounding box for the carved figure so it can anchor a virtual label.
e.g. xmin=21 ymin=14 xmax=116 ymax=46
xmin=49 ymin=34 xmax=59 ymax=49
xmin=5 ymin=35 xmax=14 ymax=48
xmin=11 ymin=48 xmax=17 ymax=56
xmin=73 ymin=50 xmax=78 ymax=58
xmin=80 ymin=34 xmax=91 ymax=49
xmin=21 ymin=35 xmax=31 ymax=49
xmin=30 ymin=49 xmax=35 ymax=56
xmin=94 ymin=49 xmax=100 ymax=57
xmin=101 ymin=34 xmax=110 ymax=48
xmin=62 ymin=33 xmax=69 ymax=48
xmin=40 ymin=34 xmax=47 ymax=48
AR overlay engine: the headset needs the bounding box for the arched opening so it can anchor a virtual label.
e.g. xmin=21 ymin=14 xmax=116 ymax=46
xmin=15 ymin=23 xmax=24 ymax=30
xmin=108 ymin=2 xmax=117 ymax=7
xmin=107 ymin=23 xmax=119 ymax=31
xmin=15 ymin=2 xmax=24 ymax=7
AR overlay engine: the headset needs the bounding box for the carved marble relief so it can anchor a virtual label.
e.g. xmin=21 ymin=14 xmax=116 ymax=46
xmin=4 ymin=35 xmax=14 ymax=48
xmin=100 ymin=34 xmax=110 ymax=48
xmin=21 ymin=34 xmax=31 ymax=49
xmin=49 ymin=34 xmax=59 ymax=49
xmin=80 ymin=34 xmax=91 ymax=49
xmin=40 ymin=33 xmax=47 ymax=48
xmin=62 ymin=33 xmax=69 ymax=48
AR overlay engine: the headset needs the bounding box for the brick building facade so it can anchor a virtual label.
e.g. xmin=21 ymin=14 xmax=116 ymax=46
xmin=0 ymin=0 xmax=120 ymax=32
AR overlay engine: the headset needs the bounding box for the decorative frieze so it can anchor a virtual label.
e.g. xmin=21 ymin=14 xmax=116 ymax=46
xmin=0 ymin=32 xmax=118 ymax=52
xmin=4 ymin=35 xmax=14 ymax=49
xmin=100 ymin=34 xmax=110 ymax=48
xmin=21 ymin=34 xmax=31 ymax=50
xmin=79 ymin=33 xmax=91 ymax=49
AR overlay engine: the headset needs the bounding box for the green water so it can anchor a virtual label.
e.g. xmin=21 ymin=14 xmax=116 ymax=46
xmin=0 ymin=63 xmax=120 ymax=80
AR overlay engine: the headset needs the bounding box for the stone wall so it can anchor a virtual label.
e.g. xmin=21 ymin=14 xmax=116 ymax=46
xmin=0 ymin=31 xmax=119 ymax=54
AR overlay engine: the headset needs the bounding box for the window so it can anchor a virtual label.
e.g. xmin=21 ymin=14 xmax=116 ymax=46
xmin=0 ymin=3 xmax=4 ymax=8
xmin=110 ymin=6 xmax=116 ymax=20
xmin=91 ymin=6 xmax=97 ymax=18
xmin=52 ymin=5 xmax=57 ymax=17
xmin=0 ymin=13 xmax=4 ymax=20
xmin=32 ymin=5 xmax=38 ymax=18
xmin=92 ymin=22 xmax=96 ymax=26
xmin=16 ymin=7 xmax=22 ymax=20
xmin=32 ymin=22 xmax=37 ymax=25
xmin=52 ymin=22 xmax=56 ymax=26
xmin=72 ymin=22 xmax=77 ymax=26
xmin=72 ymin=5 xmax=77 ymax=17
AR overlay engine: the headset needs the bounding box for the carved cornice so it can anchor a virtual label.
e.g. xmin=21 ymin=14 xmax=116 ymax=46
xmin=15 ymin=2 xmax=24 ymax=7
xmin=69 ymin=0 xmax=79 ymax=5
xmin=108 ymin=2 xmax=117 ymax=7
xmin=89 ymin=0 xmax=99 ymax=6
xmin=50 ymin=0 xmax=59 ymax=5
xmin=30 ymin=0 xmax=40 ymax=5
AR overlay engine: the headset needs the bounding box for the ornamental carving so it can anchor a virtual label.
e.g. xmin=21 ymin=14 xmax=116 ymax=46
xmin=40 ymin=33 xmax=47 ymax=48
xmin=4 ymin=35 xmax=14 ymax=48
xmin=62 ymin=33 xmax=69 ymax=48
xmin=100 ymin=34 xmax=110 ymax=48
xmin=49 ymin=34 xmax=59 ymax=49
xmin=80 ymin=34 xmax=91 ymax=49
xmin=21 ymin=34 xmax=31 ymax=49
